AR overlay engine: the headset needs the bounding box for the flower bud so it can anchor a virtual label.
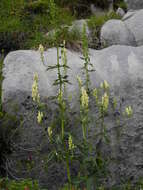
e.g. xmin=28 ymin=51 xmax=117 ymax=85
xmin=48 ymin=127 xmax=53 ymax=138
xmin=101 ymin=92 xmax=109 ymax=112
xmin=100 ymin=80 xmax=109 ymax=90
xmin=125 ymin=106 xmax=133 ymax=117
xmin=68 ymin=135 xmax=75 ymax=150
xmin=81 ymin=87 xmax=89 ymax=109
xmin=32 ymin=73 xmax=40 ymax=103
xmin=37 ymin=111 xmax=43 ymax=124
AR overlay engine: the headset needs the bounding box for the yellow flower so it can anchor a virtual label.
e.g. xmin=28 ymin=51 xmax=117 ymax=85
xmin=93 ymin=88 xmax=98 ymax=101
xmin=81 ymin=87 xmax=89 ymax=109
xmin=32 ymin=73 xmax=40 ymax=103
xmin=77 ymin=76 xmax=82 ymax=88
xmin=68 ymin=135 xmax=75 ymax=150
xmin=100 ymin=80 xmax=109 ymax=90
xmin=38 ymin=44 xmax=44 ymax=53
xmin=39 ymin=44 xmax=45 ymax=64
xmin=125 ymin=106 xmax=133 ymax=117
xmin=101 ymin=92 xmax=109 ymax=112
xmin=37 ymin=111 xmax=43 ymax=124
xmin=48 ymin=127 xmax=53 ymax=138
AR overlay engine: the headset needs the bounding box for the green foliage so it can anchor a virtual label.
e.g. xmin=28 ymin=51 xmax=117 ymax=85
xmin=24 ymin=0 xmax=50 ymax=14
xmin=56 ymin=0 xmax=110 ymax=13
xmin=0 ymin=0 xmax=74 ymax=52
xmin=0 ymin=51 xmax=4 ymax=111
xmin=116 ymin=1 xmax=127 ymax=11
xmin=88 ymin=11 xmax=121 ymax=48
xmin=88 ymin=11 xmax=121 ymax=32
xmin=46 ymin=27 xmax=81 ymax=49
xmin=0 ymin=53 xmax=20 ymax=176
xmin=114 ymin=0 xmax=127 ymax=11
xmin=0 ymin=112 xmax=19 ymax=176
xmin=0 ymin=178 xmax=40 ymax=190
xmin=34 ymin=32 xmax=133 ymax=190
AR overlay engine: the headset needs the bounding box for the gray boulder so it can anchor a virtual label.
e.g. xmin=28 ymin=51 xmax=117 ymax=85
xmin=3 ymin=45 xmax=143 ymax=187
xmin=122 ymin=10 xmax=137 ymax=21
xmin=100 ymin=19 xmax=136 ymax=46
xmin=124 ymin=9 xmax=143 ymax=46
xmin=116 ymin=7 xmax=125 ymax=17
xmin=69 ymin=19 xmax=90 ymax=37
xmin=125 ymin=0 xmax=143 ymax=10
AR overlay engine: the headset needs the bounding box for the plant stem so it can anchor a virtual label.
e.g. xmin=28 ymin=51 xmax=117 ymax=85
xmin=57 ymin=47 xmax=65 ymax=139
xmin=57 ymin=47 xmax=62 ymax=92
xmin=66 ymin=154 xmax=72 ymax=189
xmin=61 ymin=115 xmax=64 ymax=140
xmin=82 ymin=120 xmax=86 ymax=141
xmin=0 ymin=52 xmax=4 ymax=112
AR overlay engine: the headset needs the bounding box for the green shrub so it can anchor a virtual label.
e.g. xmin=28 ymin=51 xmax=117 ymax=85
xmin=0 ymin=15 xmax=28 ymax=52
xmin=116 ymin=1 xmax=127 ymax=11
xmin=88 ymin=11 xmax=121 ymax=31
xmin=46 ymin=26 xmax=81 ymax=49
xmin=114 ymin=0 xmax=127 ymax=11
xmin=24 ymin=0 xmax=50 ymax=14
xmin=0 ymin=52 xmax=4 ymax=111
xmin=88 ymin=11 xmax=121 ymax=48
xmin=0 ymin=112 xmax=19 ymax=176
xmin=0 ymin=54 xmax=20 ymax=175
xmin=56 ymin=0 xmax=110 ymax=10
xmin=0 ymin=178 xmax=40 ymax=190
xmin=0 ymin=0 xmax=74 ymax=53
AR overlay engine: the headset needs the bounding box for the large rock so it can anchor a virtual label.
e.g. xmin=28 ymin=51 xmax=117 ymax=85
xmin=100 ymin=19 xmax=136 ymax=46
xmin=122 ymin=10 xmax=137 ymax=21
xmin=125 ymin=0 xmax=143 ymax=10
xmin=2 ymin=46 xmax=143 ymax=187
xmin=116 ymin=7 xmax=125 ymax=17
xmin=69 ymin=19 xmax=89 ymax=34
xmin=124 ymin=9 xmax=143 ymax=46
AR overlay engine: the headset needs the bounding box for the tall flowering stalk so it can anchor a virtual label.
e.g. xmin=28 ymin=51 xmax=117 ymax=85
xmin=61 ymin=40 xmax=68 ymax=94
xmin=32 ymin=73 xmax=40 ymax=104
xmin=77 ymin=76 xmax=89 ymax=140
xmin=32 ymin=73 xmax=44 ymax=124
xmin=57 ymin=89 xmax=66 ymax=140
xmin=82 ymin=24 xmax=94 ymax=93
xmin=47 ymin=41 xmax=70 ymax=140
xmin=100 ymin=81 xmax=110 ymax=141
xmin=38 ymin=44 xmax=45 ymax=66
xmin=100 ymin=80 xmax=110 ymax=114
xmin=80 ymin=86 xmax=89 ymax=140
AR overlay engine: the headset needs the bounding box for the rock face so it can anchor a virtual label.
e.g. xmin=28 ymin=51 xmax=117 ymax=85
xmin=124 ymin=9 xmax=143 ymax=46
xmin=69 ymin=19 xmax=90 ymax=37
xmin=125 ymin=0 xmax=143 ymax=10
xmin=116 ymin=7 xmax=125 ymax=17
xmin=3 ymin=46 xmax=143 ymax=188
xmin=100 ymin=19 xmax=135 ymax=46
xmin=101 ymin=9 xmax=143 ymax=46
xmin=122 ymin=10 xmax=137 ymax=21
